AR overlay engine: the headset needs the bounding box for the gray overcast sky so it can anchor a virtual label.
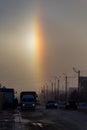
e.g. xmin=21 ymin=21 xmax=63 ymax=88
xmin=0 ymin=0 xmax=87 ymax=93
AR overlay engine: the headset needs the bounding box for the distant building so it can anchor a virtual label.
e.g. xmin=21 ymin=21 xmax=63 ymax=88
xmin=79 ymin=76 xmax=87 ymax=91
xmin=0 ymin=88 xmax=14 ymax=109
xmin=69 ymin=87 xmax=77 ymax=94
xmin=79 ymin=77 xmax=87 ymax=101
xmin=0 ymin=92 xmax=6 ymax=110
xmin=68 ymin=87 xmax=77 ymax=101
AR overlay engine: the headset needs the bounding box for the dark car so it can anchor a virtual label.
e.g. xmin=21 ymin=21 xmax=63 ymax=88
xmin=65 ymin=101 xmax=78 ymax=110
xmin=46 ymin=100 xmax=58 ymax=109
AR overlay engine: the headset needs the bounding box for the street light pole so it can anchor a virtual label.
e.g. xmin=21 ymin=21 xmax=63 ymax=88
xmin=78 ymin=70 xmax=80 ymax=98
xmin=51 ymin=81 xmax=53 ymax=98
xmin=65 ymin=76 xmax=68 ymax=102
xmin=52 ymin=76 xmax=57 ymax=100
xmin=45 ymin=84 xmax=48 ymax=101
xmin=51 ymin=76 xmax=61 ymax=100
xmin=57 ymin=79 xmax=60 ymax=101
xmin=54 ymin=77 xmax=56 ymax=99
xmin=55 ymin=76 xmax=61 ymax=101
xmin=73 ymin=67 xmax=80 ymax=102
xmin=63 ymin=73 xmax=68 ymax=102
xmin=43 ymin=85 xmax=46 ymax=101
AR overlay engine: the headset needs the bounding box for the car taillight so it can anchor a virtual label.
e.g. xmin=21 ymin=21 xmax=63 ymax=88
xmin=75 ymin=102 xmax=77 ymax=105
xmin=67 ymin=102 xmax=70 ymax=106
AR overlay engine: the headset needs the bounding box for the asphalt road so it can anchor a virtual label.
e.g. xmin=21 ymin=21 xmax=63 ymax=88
xmin=0 ymin=106 xmax=87 ymax=130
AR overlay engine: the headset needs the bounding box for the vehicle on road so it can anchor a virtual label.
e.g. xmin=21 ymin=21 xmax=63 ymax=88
xmin=21 ymin=95 xmax=36 ymax=110
xmin=46 ymin=100 xmax=58 ymax=109
xmin=78 ymin=102 xmax=87 ymax=109
xmin=20 ymin=91 xmax=37 ymax=110
xmin=57 ymin=101 xmax=66 ymax=108
xmin=65 ymin=101 xmax=78 ymax=110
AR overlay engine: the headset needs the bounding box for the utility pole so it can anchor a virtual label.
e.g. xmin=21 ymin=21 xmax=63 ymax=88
xmin=51 ymin=76 xmax=61 ymax=100
xmin=65 ymin=76 xmax=68 ymax=102
xmin=46 ymin=84 xmax=48 ymax=101
xmin=57 ymin=79 xmax=60 ymax=101
xmin=73 ymin=67 xmax=80 ymax=102
xmin=78 ymin=70 xmax=80 ymax=99
xmin=43 ymin=85 xmax=46 ymax=101
xmin=51 ymin=81 xmax=53 ymax=98
xmin=63 ymin=73 xmax=68 ymax=102
xmin=54 ymin=76 xmax=60 ymax=100
xmin=54 ymin=77 xmax=57 ymax=100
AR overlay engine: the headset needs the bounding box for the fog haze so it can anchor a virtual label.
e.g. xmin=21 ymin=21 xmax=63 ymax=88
xmin=0 ymin=0 xmax=87 ymax=93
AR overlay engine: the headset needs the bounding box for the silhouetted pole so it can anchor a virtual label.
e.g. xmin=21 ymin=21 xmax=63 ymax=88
xmin=52 ymin=76 xmax=61 ymax=100
xmin=73 ymin=68 xmax=80 ymax=102
xmin=57 ymin=79 xmax=60 ymax=101
xmin=65 ymin=76 xmax=68 ymax=102
xmin=51 ymin=81 xmax=53 ymax=98
xmin=46 ymin=84 xmax=48 ymax=100
xmin=78 ymin=70 xmax=80 ymax=102
xmin=43 ymin=85 xmax=46 ymax=101
xmin=63 ymin=73 xmax=68 ymax=102
xmin=54 ymin=77 xmax=56 ymax=100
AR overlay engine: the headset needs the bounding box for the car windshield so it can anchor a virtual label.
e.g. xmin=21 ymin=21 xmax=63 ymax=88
xmin=47 ymin=101 xmax=56 ymax=103
xmin=22 ymin=98 xmax=34 ymax=102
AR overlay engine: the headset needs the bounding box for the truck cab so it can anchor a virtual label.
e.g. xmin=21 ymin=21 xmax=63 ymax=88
xmin=21 ymin=95 xmax=36 ymax=110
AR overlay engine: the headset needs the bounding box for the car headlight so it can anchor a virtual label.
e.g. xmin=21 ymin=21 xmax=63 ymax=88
xmin=55 ymin=103 xmax=58 ymax=106
xmin=22 ymin=104 xmax=25 ymax=106
xmin=32 ymin=104 xmax=35 ymax=107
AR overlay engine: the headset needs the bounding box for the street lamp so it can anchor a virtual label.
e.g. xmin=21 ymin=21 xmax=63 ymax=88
xmin=54 ymin=76 xmax=61 ymax=101
xmin=63 ymin=73 xmax=68 ymax=102
xmin=51 ymin=81 xmax=54 ymax=99
xmin=73 ymin=67 xmax=80 ymax=102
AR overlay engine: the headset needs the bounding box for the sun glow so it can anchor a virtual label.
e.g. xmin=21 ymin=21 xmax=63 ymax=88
xmin=25 ymin=16 xmax=45 ymax=87
xmin=25 ymin=28 xmax=37 ymax=54
xmin=25 ymin=18 xmax=44 ymax=58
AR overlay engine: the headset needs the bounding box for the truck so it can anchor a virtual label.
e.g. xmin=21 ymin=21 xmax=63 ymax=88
xmin=20 ymin=91 xmax=37 ymax=110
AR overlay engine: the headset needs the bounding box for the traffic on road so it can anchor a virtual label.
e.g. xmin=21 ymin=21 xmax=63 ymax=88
xmin=0 ymin=102 xmax=87 ymax=130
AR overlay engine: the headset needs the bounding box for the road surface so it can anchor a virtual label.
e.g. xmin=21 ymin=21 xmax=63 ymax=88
xmin=0 ymin=106 xmax=87 ymax=130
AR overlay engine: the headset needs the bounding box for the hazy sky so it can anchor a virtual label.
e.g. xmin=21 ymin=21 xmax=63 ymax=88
xmin=0 ymin=0 xmax=87 ymax=93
